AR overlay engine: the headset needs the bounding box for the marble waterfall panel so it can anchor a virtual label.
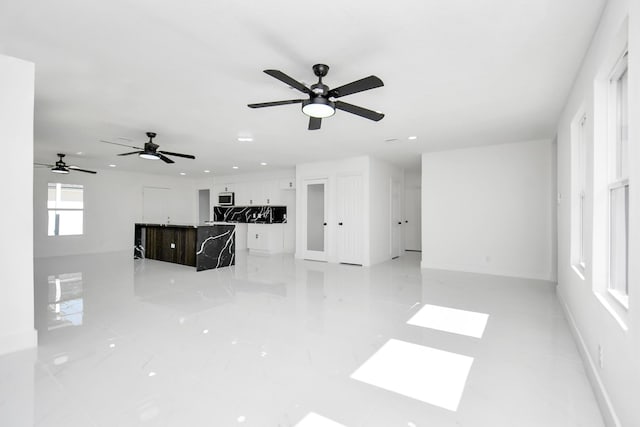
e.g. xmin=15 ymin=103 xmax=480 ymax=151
xmin=195 ymin=225 xmax=235 ymax=271
xmin=213 ymin=206 xmax=287 ymax=223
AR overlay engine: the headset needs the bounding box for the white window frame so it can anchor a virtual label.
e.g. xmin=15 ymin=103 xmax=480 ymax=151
xmin=570 ymin=108 xmax=588 ymax=279
xmin=605 ymin=50 xmax=629 ymax=308
xmin=48 ymin=183 xmax=84 ymax=236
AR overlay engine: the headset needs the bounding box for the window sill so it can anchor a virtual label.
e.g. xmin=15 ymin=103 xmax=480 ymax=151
xmin=571 ymin=264 xmax=586 ymax=281
xmin=594 ymin=291 xmax=629 ymax=331
xmin=607 ymin=289 xmax=629 ymax=310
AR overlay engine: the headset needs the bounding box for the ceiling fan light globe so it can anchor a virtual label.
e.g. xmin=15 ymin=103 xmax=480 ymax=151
xmin=139 ymin=152 xmax=160 ymax=160
xmin=302 ymin=98 xmax=335 ymax=118
xmin=51 ymin=167 xmax=69 ymax=174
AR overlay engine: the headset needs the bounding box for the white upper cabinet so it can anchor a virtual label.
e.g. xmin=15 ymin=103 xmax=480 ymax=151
xmin=213 ymin=176 xmax=293 ymax=206
xmin=279 ymin=179 xmax=296 ymax=190
xmin=250 ymin=181 xmax=266 ymax=205
xmin=263 ymin=180 xmax=281 ymax=205
xmin=234 ymin=182 xmax=250 ymax=206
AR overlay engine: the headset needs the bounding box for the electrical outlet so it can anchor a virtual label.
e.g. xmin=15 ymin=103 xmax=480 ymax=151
xmin=598 ymin=345 xmax=604 ymax=369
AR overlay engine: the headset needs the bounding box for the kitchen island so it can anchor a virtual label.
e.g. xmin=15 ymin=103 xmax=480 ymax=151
xmin=134 ymin=223 xmax=235 ymax=271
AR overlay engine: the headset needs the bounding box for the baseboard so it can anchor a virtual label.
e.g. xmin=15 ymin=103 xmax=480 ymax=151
xmin=0 ymin=328 xmax=37 ymax=356
xmin=556 ymin=290 xmax=621 ymax=427
xmin=419 ymin=260 xmax=554 ymax=282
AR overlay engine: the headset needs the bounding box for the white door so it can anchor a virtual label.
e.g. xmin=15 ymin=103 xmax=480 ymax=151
xmin=337 ymin=175 xmax=363 ymax=265
xmin=303 ymin=179 xmax=328 ymax=261
xmin=390 ymin=178 xmax=402 ymax=258
xmin=405 ymin=187 xmax=422 ymax=251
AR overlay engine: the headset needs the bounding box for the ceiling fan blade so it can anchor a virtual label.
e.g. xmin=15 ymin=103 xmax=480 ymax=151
xmin=158 ymin=154 xmax=175 ymax=164
xmin=328 ymin=75 xmax=384 ymax=98
xmin=34 ymin=162 xmax=55 ymax=167
xmin=100 ymin=139 xmax=143 ymax=150
xmin=159 ymin=151 xmax=195 ymax=159
xmin=248 ymin=99 xmax=304 ymax=108
xmin=264 ymin=70 xmax=312 ymax=94
xmin=308 ymin=117 xmax=322 ymax=130
xmin=118 ymin=151 xmax=143 ymax=156
xmin=335 ymin=101 xmax=385 ymax=121
xmin=68 ymin=166 xmax=97 ymax=174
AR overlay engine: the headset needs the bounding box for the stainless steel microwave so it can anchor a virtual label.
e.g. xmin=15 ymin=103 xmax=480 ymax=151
xmin=218 ymin=192 xmax=235 ymax=206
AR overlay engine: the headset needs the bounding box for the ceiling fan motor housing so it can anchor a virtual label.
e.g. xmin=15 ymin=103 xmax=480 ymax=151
xmin=312 ymin=64 xmax=330 ymax=78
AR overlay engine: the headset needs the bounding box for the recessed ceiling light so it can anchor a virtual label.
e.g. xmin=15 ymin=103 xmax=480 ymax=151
xmin=148 ymin=372 xmax=157 ymax=377
xmin=204 ymin=170 xmax=210 ymax=173
xmin=179 ymin=172 xmax=186 ymax=176
xmin=408 ymin=136 xmax=417 ymax=140
xmin=109 ymin=164 xmax=117 ymax=168
xmin=260 ymin=162 xmax=267 ymax=166
xmin=237 ymin=137 xmax=253 ymax=142
xmin=76 ymin=151 xmax=83 ymax=155
xmin=232 ymin=166 xmax=239 ymax=169
xmin=385 ymin=138 xmax=400 ymax=144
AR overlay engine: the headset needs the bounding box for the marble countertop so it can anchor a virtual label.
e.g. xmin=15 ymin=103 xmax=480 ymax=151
xmin=135 ymin=223 xmax=197 ymax=228
xmin=135 ymin=223 xmax=236 ymax=228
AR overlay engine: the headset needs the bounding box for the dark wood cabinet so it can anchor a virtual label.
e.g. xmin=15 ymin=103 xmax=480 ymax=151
xmin=145 ymin=226 xmax=197 ymax=267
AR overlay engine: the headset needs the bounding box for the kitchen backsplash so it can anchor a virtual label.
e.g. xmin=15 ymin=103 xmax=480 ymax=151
xmin=214 ymin=205 xmax=287 ymax=224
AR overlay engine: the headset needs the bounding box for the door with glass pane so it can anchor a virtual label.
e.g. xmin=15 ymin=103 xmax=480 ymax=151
xmin=304 ymin=179 xmax=328 ymax=261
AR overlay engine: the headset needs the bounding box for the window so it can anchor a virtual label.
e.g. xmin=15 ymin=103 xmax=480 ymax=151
xmin=48 ymin=183 xmax=84 ymax=236
xmin=607 ymin=50 xmax=629 ymax=306
xmin=571 ymin=110 xmax=588 ymax=277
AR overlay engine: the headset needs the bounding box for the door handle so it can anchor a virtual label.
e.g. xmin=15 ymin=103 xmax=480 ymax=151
xmin=398 ymin=222 xmax=402 ymax=225
xmin=338 ymin=222 xmax=343 ymax=226
xmin=323 ymin=222 xmax=327 ymax=226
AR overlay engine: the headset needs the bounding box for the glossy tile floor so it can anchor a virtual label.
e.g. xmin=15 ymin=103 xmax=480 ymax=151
xmin=0 ymin=251 xmax=603 ymax=426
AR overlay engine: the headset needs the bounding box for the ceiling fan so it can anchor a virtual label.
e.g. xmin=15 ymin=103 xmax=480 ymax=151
xmin=248 ymin=64 xmax=385 ymax=130
xmin=35 ymin=153 xmax=97 ymax=174
xmin=101 ymin=132 xmax=196 ymax=163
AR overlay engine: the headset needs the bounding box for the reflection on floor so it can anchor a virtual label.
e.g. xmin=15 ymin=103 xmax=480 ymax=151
xmin=0 ymin=251 xmax=603 ymax=426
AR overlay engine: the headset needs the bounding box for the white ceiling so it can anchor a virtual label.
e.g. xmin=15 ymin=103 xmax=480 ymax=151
xmin=1 ymin=0 xmax=605 ymax=176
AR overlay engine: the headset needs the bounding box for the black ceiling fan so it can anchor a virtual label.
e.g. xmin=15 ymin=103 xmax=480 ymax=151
xmin=35 ymin=153 xmax=97 ymax=174
xmin=101 ymin=132 xmax=196 ymax=163
xmin=248 ymin=64 xmax=385 ymax=130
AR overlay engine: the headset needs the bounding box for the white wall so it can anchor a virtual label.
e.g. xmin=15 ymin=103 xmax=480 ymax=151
xmin=369 ymin=157 xmax=404 ymax=265
xmin=421 ymin=140 xmax=555 ymax=281
xmin=0 ymin=54 xmax=37 ymax=355
xmin=296 ymin=156 xmax=371 ymax=265
xmin=556 ymin=0 xmax=639 ymax=425
xmin=34 ymin=167 xmax=197 ymax=258
xmin=194 ymin=168 xmax=296 ymax=253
